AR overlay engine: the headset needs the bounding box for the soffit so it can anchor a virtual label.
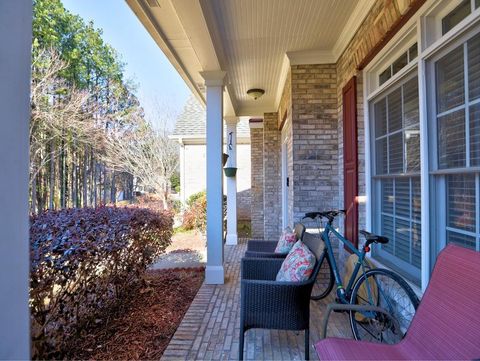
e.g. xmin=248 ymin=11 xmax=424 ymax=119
xmin=127 ymin=0 xmax=374 ymax=117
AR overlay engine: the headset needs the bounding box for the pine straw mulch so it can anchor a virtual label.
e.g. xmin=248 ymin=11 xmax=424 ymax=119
xmin=68 ymin=268 xmax=204 ymax=360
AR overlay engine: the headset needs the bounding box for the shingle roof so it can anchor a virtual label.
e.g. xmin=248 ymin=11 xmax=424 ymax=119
xmin=172 ymin=96 xmax=250 ymax=138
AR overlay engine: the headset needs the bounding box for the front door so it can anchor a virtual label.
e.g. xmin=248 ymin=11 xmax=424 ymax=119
xmin=342 ymin=77 xmax=358 ymax=249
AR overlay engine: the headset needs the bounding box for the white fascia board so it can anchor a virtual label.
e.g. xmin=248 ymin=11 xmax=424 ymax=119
xmin=125 ymin=0 xmax=206 ymax=105
xmin=173 ymin=135 xmax=251 ymax=145
xmin=274 ymin=54 xmax=291 ymax=111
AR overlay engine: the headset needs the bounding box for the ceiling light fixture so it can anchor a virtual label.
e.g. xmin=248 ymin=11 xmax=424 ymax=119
xmin=247 ymin=88 xmax=265 ymax=100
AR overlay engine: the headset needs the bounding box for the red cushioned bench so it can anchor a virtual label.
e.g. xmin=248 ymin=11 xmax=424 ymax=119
xmin=315 ymin=244 xmax=480 ymax=360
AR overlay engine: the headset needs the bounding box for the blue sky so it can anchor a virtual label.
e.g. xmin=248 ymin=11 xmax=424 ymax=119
xmin=62 ymin=0 xmax=191 ymax=130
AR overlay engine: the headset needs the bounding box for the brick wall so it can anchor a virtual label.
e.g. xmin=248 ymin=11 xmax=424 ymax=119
xmin=250 ymin=127 xmax=264 ymax=238
xmin=237 ymin=189 xmax=251 ymax=221
xmin=290 ymin=64 xmax=339 ymax=223
xmin=263 ymin=113 xmax=282 ymax=240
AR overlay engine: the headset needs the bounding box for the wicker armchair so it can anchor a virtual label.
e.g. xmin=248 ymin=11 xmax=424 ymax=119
xmin=239 ymin=251 xmax=322 ymax=360
xmin=245 ymin=223 xmax=306 ymax=258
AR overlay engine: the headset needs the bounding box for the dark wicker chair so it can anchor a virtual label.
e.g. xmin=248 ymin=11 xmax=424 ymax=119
xmin=239 ymin=235 xmax=323 ymax=360
xmin=245 ymin=223 xmax=306 ymax=258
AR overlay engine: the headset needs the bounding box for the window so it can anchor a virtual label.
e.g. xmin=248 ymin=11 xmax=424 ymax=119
xmin=379 ymin=44 xmax=418 ymax=86
xmin=432 ymin=32 xmax=480 ymax=252
xmin=372 ymin=76 xmax=421 ymax=281
xmin=442 ymin=0 xmax=472 ymax=34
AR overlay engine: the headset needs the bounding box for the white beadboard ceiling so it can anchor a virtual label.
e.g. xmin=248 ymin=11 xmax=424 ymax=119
xmin=127 ymin=0 xmax=373 ymax=116
xmin=202 ymin=0 xmax=360 ymax=115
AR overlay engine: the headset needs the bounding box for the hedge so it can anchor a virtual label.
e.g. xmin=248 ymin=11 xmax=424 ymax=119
xmin=30 ymin=206 xmax=173 ymax=358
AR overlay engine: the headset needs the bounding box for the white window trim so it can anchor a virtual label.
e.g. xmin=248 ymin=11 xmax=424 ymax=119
xmin=363 ymin=0 xmax=480 ymax=292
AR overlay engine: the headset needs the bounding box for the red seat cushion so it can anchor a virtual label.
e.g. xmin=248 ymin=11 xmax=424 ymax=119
xmin=315 ymin=245 xmax=480 ymax=360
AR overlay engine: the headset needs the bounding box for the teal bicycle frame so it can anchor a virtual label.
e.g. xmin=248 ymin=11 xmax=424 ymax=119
xmin=315 ymin=215 xmax=375 ymax=307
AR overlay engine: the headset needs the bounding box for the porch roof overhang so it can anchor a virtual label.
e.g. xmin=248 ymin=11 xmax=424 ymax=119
xmin=126 ymin=0 xmax=375 ymax=117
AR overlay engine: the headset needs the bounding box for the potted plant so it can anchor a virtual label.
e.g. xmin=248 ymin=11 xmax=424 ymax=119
xmin=224 ymin=166 xmax=237 ymax=177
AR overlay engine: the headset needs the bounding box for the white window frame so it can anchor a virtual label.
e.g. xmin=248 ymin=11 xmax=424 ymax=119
xmin=426 ymin=26 xmax=480 ymax=257
xmin=364 ymin=0 xmax=480 ymax=292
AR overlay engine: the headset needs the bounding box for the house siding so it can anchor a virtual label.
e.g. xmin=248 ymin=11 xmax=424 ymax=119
xmin=182 ymin=143 xmax=252 ymax=221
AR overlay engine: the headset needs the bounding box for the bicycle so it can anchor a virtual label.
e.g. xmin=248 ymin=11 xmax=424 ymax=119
xmin=303 ymin=210 xmax=420 ymax=344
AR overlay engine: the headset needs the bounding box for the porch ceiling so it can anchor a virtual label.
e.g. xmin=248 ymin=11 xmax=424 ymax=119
xmin=126 ymin=0 xmax=374 ymax=117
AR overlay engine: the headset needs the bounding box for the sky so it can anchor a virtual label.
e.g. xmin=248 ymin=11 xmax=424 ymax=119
xmin=62 ymin=0 xmax=192 ymax=130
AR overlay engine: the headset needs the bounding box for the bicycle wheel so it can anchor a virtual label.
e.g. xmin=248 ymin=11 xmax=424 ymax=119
xmin=311 ymin=253 xmax=334 ymax=300
xmin=349 ymin=268 xmax=419 ymax=344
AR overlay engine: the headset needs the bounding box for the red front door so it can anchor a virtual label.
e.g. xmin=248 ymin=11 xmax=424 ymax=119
xmin=342 ymin=77 xmax=358 ymax=249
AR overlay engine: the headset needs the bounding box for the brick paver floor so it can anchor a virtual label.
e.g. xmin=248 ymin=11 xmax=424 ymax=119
xmin=161 ymin=239 xmax=352 ymax=361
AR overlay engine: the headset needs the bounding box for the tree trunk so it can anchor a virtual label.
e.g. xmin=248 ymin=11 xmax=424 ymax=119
xmin=102 ymin=165 xmax=108 ymax=204
xmin=49 ymin=141 xmax=55 ymax=209
xmin=83 ymin=147 xmax=88 ymax=207
xmin=110 ymin=169 xmax=116 ymax=204
xmin=31 ymin=171 xmax=37 ymax=214
xmin=71 ymin=147 xmax=76 ymax=207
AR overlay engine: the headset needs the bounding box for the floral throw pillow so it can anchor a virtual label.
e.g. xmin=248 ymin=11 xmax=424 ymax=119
xmin=274 ymin=227 xmax=297 ymax=254
xmin=276 ymin=241 xmax=316 ymax=282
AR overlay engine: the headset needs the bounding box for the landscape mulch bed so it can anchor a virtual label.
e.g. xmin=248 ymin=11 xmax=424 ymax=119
xmin=68 ymin=268 xmax=204 ymax=360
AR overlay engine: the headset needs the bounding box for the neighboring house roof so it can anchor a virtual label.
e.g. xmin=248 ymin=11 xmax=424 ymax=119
xmin=171 ymin=96 xmax=250 ymax=139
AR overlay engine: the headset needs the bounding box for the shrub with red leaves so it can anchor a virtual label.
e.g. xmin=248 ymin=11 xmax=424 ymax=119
xmin=182 ymin=192 xmax=207 ymax=232
xmin=29 ymin=206 xmax=173 ymax=359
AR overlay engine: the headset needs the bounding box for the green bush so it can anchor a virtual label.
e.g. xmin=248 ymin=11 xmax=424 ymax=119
xmin=186 ymin=190 xmax=206 ymax=208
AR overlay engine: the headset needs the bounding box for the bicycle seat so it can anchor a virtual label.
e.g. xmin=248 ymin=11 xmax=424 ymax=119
xmin=303 ymin=210 xmax=346 ymax=222
xmin=304 ymin=212 xmax=323 ymax=220
xmin=360 ymin=230 xmax=389 ymax=244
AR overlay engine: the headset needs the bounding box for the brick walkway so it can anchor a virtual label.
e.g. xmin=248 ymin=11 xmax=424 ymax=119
xmin=161 ymin=239 xmax=351 ymax=361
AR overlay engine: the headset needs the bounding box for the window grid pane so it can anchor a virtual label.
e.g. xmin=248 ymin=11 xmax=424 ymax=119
xmin=441 ymin=0 xmax=471 ymax=35
xmin=379 ymin=177 xmax=421 ymax=268
xmin=447 ymin=230 xmax=476 ymax=250
xmin=447 ymin=174 xmax=476 ymax=233
xmin=436 ymin=45 xmax=465 ymax=113
xmin=374 ymin=99 xmax=387 ymax=137
xmin=437 ymin=110 xmax=466 ymax=168
xmin=389 ymin=132 xmax=404 ymax=173
xmin=470 ymin=103 xmax=480 ymax=166
xmin=388 ymin=88 xmax=403 ymax=132
xmin=468 ymin=33 xmax=480 ymax=101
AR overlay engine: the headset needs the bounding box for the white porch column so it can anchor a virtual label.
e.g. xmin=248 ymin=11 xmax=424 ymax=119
xmin=200 ymin=70 xmax=226 ymax=284
xmin=225 ymin=117 xmax=239 ymax=245
xmin=178 ymin=138 xmax=186 ymax=207
xmin=0 ymin=1 xmax=32 ymax=358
